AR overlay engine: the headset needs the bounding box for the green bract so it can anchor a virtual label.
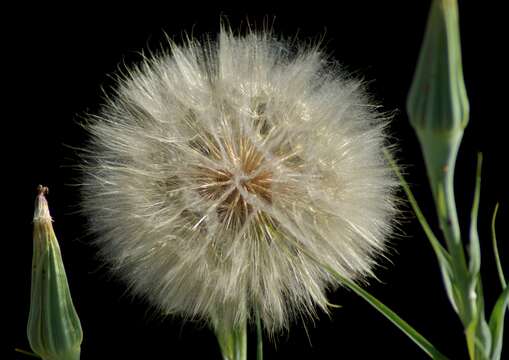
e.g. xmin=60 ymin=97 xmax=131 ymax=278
xmin=27 ymin=186 xmax=83 ymax=360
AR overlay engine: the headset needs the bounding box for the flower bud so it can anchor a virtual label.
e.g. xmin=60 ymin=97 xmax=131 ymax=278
xmin=407 ymin=0 xmax=469 ymax=216
xmin=407 ymin=0 xmax=474 ymax=327
xmin=27 ymin=186 xmax=83 ymax=360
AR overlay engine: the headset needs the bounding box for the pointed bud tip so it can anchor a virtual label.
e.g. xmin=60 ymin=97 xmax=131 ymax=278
xmin=34 ymin=185 xmax=52 ymax=223
xmin=36 ymin=184 xmax=49 ymax=196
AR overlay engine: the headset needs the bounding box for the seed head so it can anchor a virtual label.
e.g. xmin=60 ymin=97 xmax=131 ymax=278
xmin=80 ymin=29 xmax=398 ymax=333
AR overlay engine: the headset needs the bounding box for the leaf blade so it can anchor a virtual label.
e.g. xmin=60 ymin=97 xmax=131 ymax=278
xmin=488 ymin=286 xmax=509 ymax=360
xmin=332 ymin=270 xmax=449 ymax=360
xmin=491 ymin=203 xmax=506 ymax=289
xmin=384 ymin=149 xmax=457 ymax=313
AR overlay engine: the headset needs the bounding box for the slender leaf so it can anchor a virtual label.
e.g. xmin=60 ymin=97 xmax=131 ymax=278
xmin=329 ymin=269 xmax=449 ymax=360
xmin=473 ymin=278 xmax=492 ymax=360
xmin=288 ymin=234 xmax=449 ymax=360
xmin=491 ymin=203 xmax=506 ymax=288
xmin=488 ymin=286 xmax=509 ymax=360
xmin=384 ymin=149 xmax=457 ymax=312
xmin=468 ymin=153 xmax=482 ymax=276
xmin=384 ymin=149 xmax=450 ymax=264
xmin=464 ymin=153 xmax=486 ymax=359
xmin=14 ymin=348 xmax=41 ymax=358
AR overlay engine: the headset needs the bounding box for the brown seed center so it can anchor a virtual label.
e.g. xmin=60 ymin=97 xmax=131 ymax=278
xmin=195 ymin=137 xmax=272 ymax=226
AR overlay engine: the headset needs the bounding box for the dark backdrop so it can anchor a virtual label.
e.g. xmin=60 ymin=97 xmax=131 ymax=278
xmin=14 ymin=1 xmax=507 ymax=359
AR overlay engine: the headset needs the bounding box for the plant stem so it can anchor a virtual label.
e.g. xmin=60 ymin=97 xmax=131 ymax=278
xmin=255 ymin=309 xmax=263 ymax=360
xmin=213 ymin=319 xmax=247 ymax=360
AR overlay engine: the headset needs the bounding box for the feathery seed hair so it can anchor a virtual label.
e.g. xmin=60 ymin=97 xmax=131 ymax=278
xmin=80 ymin=28 xmax=398 ymax=334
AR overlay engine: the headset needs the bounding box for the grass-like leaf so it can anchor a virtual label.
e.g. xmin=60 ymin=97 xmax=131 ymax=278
xmin=285 ymin=230 xmax=449 ymax=360
xmin=384 ymin=150 xmax=450 ymax=264
xmin=488 ymin=285 xmax=509 ymax=360
xmin=384 ymin=149 xmax=457 ymax=313
xmin=472 ymin=278 xmax=492 ymax=360
xmin=14 ymin=348 xmax=41 ymax=358
xmin=328 ymin=267 xmax=449 ymax=360
xmin=491 ymin=203 xmax=506 ymax=289
xmin=464 ymin=153 xmax=488 ymax=359
xmin=468 ymin=153 xmax=482 ymax=276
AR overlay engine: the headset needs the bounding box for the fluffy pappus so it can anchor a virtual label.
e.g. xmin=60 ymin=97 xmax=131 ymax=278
xmin=79 ymin=28 xmax=398 ymax=334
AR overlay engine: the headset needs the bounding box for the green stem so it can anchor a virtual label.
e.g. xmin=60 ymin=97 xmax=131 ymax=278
xmin=213 ymin=319 xmax=247 ymax=360
xmin=419 ymin=130 xmax=476 ymax=357
xmin=255 ymin=309 xmax=263 ymax=360
xmin=415 ymin=134 xmax=490 ymax=360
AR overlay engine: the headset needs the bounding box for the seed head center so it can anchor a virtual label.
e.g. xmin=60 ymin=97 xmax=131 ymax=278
xmin=196 ymin=138 xmax=273 ymax=225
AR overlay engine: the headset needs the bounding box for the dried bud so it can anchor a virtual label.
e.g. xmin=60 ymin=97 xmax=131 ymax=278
xmin=27 ymin=186 xmax=83 ymax=360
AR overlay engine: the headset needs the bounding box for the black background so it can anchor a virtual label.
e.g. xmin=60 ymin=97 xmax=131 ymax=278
xmin=14 ymin=1 xmax=507 ymax=359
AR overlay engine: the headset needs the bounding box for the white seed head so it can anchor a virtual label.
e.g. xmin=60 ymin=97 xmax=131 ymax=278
xmin=80 ymin=28 xmax=398 ymax=334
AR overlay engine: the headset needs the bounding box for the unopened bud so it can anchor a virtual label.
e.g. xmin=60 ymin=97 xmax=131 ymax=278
xmin=407 ymin=0 xmax=469 ymax=207
xmin=27 ymin=186 xmax=83 ymax=360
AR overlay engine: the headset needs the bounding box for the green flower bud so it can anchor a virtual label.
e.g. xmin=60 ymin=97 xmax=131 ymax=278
xmin=406 ymin=0 xmax=469 ymax=228
xmin=27 ymin=186 xmax=83 ymax=360
xmin=407 ymin=0 xmax=469 ymax=133
xmin=407 ymin=0 xmax=474 ymax=329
